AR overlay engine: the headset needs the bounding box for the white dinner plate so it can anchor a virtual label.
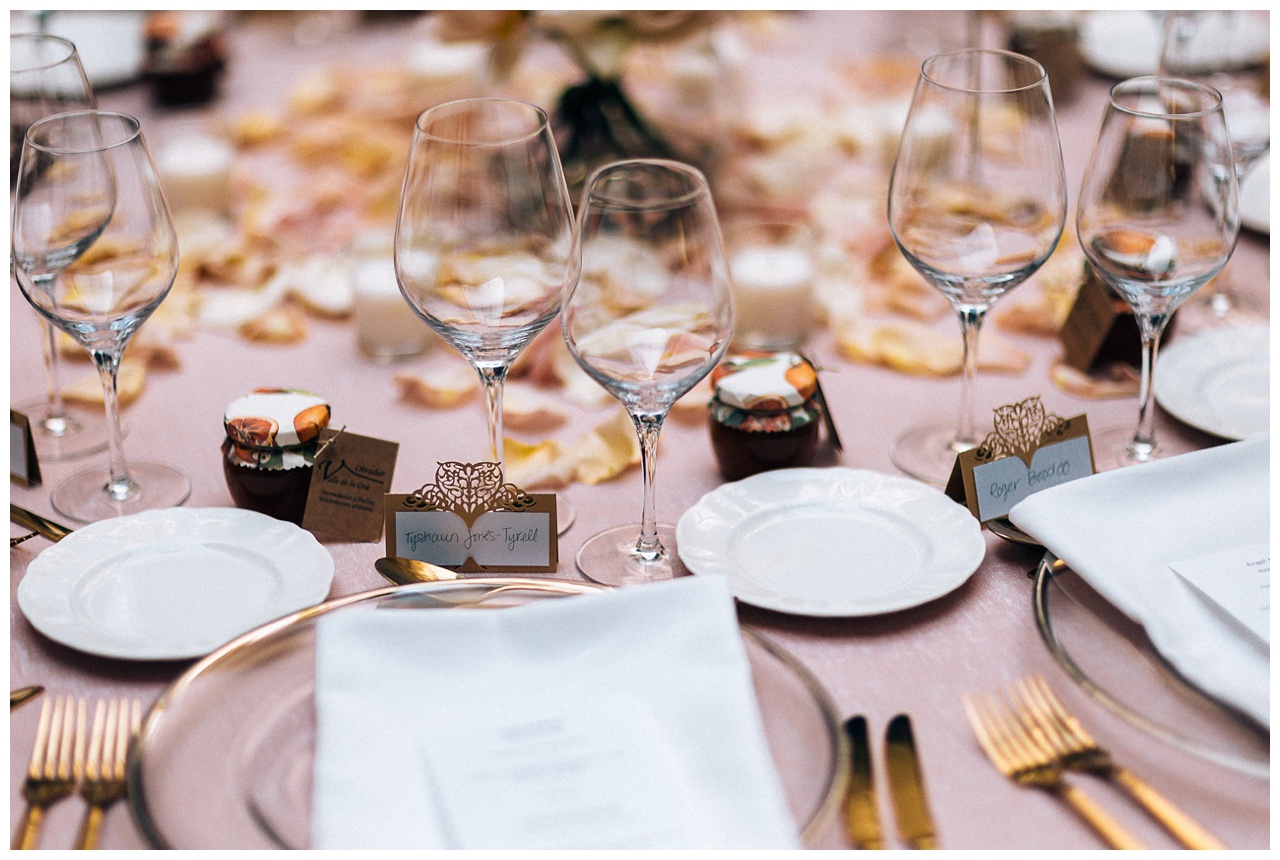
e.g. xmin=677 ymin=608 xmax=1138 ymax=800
xmin=1240 ymin=153 xmax=1269 ymax=235
xmin=1079 ymin=11 xmax=1270 ymax=79
xmin=676 ymin=468 xmax=985 ymax=617
xmin=34 ymin=10 xmax=148 ymax=88
xmin=17 ymin=507 xmax=334 ymax=661
xmin=1155 ymin=324 xmax=1269 ymax=440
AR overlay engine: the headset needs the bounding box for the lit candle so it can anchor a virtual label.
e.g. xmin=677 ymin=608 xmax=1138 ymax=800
xmin=353 ymin=256 xmax=433 ymax=362
xmin=155 ymin=131 xmax=235 ymax=217
xmin=728 ymin=223 xmax=818 ymax=352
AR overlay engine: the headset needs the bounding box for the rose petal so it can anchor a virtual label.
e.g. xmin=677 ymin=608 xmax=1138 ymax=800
xmin=392 ymin=363 xmax=479 ymax=409
xmin=62 ymin=358 xmax=147 ymax=408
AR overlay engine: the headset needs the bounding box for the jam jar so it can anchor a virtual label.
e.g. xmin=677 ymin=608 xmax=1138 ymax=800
xmin=709 ymin=352 xmax=822 ymax=482
xmin=221 ymin=388 xmax=330 ymax=525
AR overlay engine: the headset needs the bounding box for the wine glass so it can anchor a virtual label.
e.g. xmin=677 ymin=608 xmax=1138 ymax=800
xmin=394 ymin=98 xmax=577 ymax=533
xmin=11 ymin=32 xmax=111 ymax=461
xmin=562 ymin=159 xmax=734 ymax=586
xmin=12 ymin=110 xmax=192 ymax=522
xmin=1077 ymin=76 xmax=1239 ymax=469
xmin=1158 ymin=12 xmax=1269 ymax=323
xmin=887 ymin=49 xmax=1067 ymax=486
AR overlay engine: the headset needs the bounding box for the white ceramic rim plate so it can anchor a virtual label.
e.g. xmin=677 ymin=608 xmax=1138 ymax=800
xmin=1239 ymin=153 xmax=1269 ymax=235
xmin=1155 ymin=324 xmax=1269 ymax=440
xmin=34 ymin=11 xmax=148 ymax=88
xmin=676 ymin=468 xmax=985 ymax=617
xmin=1079 ymin=10 xmax=1270 ymax=79
xmin=17 ymin=507 xmax=334 ymax=660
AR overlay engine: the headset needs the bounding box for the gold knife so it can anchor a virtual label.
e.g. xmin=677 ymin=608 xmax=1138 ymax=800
xmin=10 ymin=686 xmax=43 ymax=711
xmin=9 ymin=504 xmax=72 ymax=543
xmin=885 ymin=714 xmax=937 ymax=849
xmin=842 ymin=715 xmax=884 ymax=849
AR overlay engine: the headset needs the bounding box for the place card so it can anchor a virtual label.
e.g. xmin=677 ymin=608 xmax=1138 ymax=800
xmin=10 ymin=409 xmax=41 ymax=488
xmin=384 ymin=462 xmax=558 ymax=573
xmin=946 ymin=396 xmax=1094 ymax=524
xmin=1059 ymin=264 xmax=1177 ymax=372
xmin=1170 ymin=544 xmax=1269 ymax=647
xmin=303 ymin=428 xmax=400 ymax=542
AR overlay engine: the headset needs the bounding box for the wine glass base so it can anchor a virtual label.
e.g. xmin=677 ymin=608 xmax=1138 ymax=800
xmin=575 ymin=523 xmax=690 ymax=587
xmin=890 ymin=419 xmax=978 ymax=487
xmin=12 ymin=398 xmax=114 ymax=462
xmin=1090 ymin=426 xmax=1168 ymax=472
xmin=556 ymin=497 xmax=576 ymax=536
xmin=51 ymin=461 xmax=192 ymax=524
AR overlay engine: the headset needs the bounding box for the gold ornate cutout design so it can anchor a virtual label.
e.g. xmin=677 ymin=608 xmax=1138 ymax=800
xmin=973 ymin=396 xmax=1070 ymax=465
xmin=404 ymin=462 xmax=536 ymax=525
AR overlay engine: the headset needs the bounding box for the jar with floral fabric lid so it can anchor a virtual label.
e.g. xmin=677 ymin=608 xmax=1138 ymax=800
xmin=708 ymin=352 xmax=823 ymax=482
xmin=221 ymin=388 xmax=331 ymax=525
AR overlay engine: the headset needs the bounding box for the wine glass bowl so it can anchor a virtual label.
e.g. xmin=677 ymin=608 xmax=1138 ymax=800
xmin=1076 ymin=76 xmax=1239 ymax=468
xmin=563 ymin=159 xmax=734 ymax=586
xmin=12 ymin=110 xmax=191 ymax=521
xmin=887 ymin=49 xmax=1067 ymax=486
xmin=10 ymin=32 xmax=111 ymax=460
xmin=395 ymin=98 xmax=573 ymax=465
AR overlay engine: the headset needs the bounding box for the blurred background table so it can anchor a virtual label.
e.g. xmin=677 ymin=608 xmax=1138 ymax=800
xmin=10 ymin=10 xmax=1269 ymax=850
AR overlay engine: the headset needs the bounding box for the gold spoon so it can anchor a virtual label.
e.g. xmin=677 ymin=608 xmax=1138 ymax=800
xmin=374 ymin=557 xmax=461 ymax=586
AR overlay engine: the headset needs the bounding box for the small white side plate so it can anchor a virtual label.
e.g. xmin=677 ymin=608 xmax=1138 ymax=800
xmin=1240 ymin=154 xmax=1269 ymax=235
xmin=17 ymin=507 xmax=334 ymax=660
xmin=676 ymin=468 xmax=984 ymax=617
xmin=1155 ymin=325 xmax=1269 ymax=441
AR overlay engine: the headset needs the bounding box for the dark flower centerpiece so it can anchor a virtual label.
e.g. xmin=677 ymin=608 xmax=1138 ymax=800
xmin=434 ymin=10 xmax=721 ymax=197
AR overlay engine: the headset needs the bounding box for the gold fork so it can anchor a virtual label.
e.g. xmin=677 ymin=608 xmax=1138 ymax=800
xmin=13 ymin=695 xmax=86 ymax=850
xmin=76 ymin=698 xmax=143 ymax=850
xmin=1012 ymin=676 xmax=1225 ymax=850
xmin=964 ymin=689 xmax=1144 ymax=849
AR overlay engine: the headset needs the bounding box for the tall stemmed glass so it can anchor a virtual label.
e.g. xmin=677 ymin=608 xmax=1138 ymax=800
xmin=887 ymin=49 xmax=1066 ymax=486
xmin=11 ymin=33 xmax=110 ymax=460
xmin=13 ymin=110 xmax=191 ymax=522
xmin=563 ymin=160 xmax=733 ymax=586
xmin=1077 ymin=77 xmax=1238 ymax=469
xmin=395 ymin=98 xmax=575 ymax=528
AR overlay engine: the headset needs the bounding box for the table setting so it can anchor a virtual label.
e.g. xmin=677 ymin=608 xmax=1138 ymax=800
xmin=10 ymin=10 xmax=1269 ymax=850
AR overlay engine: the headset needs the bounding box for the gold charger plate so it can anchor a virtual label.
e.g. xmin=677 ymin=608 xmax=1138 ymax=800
xmin=1034 ymin=555 xmax=1268 ymax=778
xmin=128 ymin=578 xmax=844 ymax=848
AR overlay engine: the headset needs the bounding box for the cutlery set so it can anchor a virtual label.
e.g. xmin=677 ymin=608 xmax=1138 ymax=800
xmin=964 ymin=676 xmax=1225 ymax=850
xmin=843 ymin=713 xmax=936 ymax=849
xmin=13 ymin=695 xmax=143 ymax=850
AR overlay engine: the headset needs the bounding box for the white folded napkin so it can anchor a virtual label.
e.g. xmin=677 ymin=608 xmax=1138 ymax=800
xmin=1010 ymin=437 xmax=1269 ymax=726
xmin=311 ymin=575 xmax=801 ymax=849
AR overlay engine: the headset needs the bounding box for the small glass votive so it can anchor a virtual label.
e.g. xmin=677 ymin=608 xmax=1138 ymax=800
xmin=350 ymin=231 xmax=433 ymax=363
xmin=727 ymin=220 xmax=819 ymax=353
xmin=153 ymin=119 xmax=236 ymax=218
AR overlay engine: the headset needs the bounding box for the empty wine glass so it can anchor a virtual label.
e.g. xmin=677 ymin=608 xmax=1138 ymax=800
xmin=395 ymin=98 xmax=577 ymax=533
xmin=563 ymin=160 xmax=734 ymax=586
xmin=11 ymin=32 xmax=110 ymax=461
xmin=1077 ymin=76 xmax=1239 ymax=468
xmin=1157 ymin=11 xmax=1269 ymax=323
xmin=887 ymin=49 xmax=1067 ymax=486
xmin=12 ymin=110 xmax=192 ymax=522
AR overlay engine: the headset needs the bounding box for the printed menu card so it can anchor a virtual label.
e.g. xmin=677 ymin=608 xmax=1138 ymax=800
xmin=1171 ymin=544 xmax=1270 ymax=647
xmin=311 ymin=576 xmax=799 ymax=849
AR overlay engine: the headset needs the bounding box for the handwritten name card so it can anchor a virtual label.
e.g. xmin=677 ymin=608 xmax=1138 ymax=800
xmin=385 ymin=462 xmax=558 ymax=574
xmin=947 ymin=397 xmax=1094 ymax=525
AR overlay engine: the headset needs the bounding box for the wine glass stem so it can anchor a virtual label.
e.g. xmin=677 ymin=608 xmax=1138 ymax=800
xmin=39 ymin=317 xmax=71 ymax=433
xmin=631 ymin=411 xmax=667 ymax=562
xmin=954 ymin=304 xmax=987 ymax=450
xmin=91 ymin=350 xmax=136 ymax=501
xmin=475 ymin=362 xmax=509 ymax=467
xmin=1129 ymin=315 xmax=1169 ymax=462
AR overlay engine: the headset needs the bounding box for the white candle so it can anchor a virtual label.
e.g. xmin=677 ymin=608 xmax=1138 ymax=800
xmin=405 ymin=40 xmax=488 ymax=104
xmin=156 ymin=133 xmax=235 ymax=217
xmin=730 ymin=245 xmax=817 ymax=351
xmin=353 ymin=257 xmax=433 ymax=362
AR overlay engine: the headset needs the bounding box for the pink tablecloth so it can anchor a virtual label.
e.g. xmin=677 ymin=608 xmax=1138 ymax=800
xmin=10 ymin=11 xmax=1269 ymax=850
